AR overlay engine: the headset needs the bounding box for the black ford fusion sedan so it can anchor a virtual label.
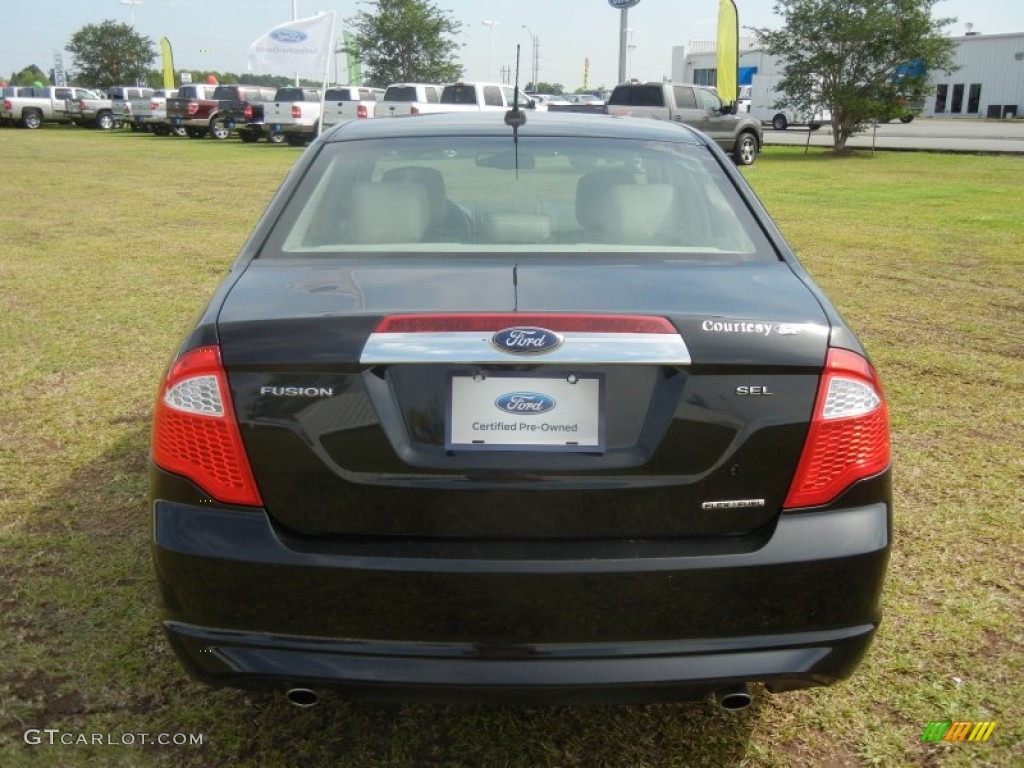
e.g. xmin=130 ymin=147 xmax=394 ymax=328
xmin=150 ymin=111 xmax=891 ymax=708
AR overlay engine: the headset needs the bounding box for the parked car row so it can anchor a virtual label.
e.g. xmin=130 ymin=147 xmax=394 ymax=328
xmin=3 ymin=80 xmax=762 ymax=165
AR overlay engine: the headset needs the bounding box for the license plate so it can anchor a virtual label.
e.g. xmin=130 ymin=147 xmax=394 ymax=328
xmin=446 ymin=373 xmax=604 ymax=452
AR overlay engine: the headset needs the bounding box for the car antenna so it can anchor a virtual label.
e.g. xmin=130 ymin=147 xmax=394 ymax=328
xmin=504 ymin=44 xmax=526 ymax=177
xmin=504 ymin=44 xmax=526 ymax=133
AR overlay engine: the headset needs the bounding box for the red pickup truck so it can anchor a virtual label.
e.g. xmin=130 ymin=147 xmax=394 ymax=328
xmin=166 ymin=84 xmax=275 ymax=140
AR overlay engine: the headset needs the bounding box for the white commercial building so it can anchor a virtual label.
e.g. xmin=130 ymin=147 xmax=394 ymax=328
xmin=672 ymin=31 xmax=1024 ymax=119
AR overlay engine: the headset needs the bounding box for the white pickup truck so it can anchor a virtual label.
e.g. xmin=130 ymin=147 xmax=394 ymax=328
xmin=266 ymin=85 xmax=384 ymax=146
xmin=374 ymin=83 xmax=444 ymax=117
xmin=128 ymin=88 xmax=182 ymax=136
xmin=66 ymin=92 xmax=119 ymax=130
xmin=263 ymin=87 xmax=322 ymax=146
xmin=1 ymin=85 xmax=96 ymax=128
xmin=321 ymin=85 xmax=384 ymax=128
xmin=437 ymin=82 xmax=524 ymax=112
xmin=107 ymin=85 xmax=154 ymax=131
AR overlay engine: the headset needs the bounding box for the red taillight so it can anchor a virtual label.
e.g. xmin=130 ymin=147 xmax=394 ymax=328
xmin=292 ymin=104 xmax=302 ymax=119
xmin=243 ymin=104 xmax=253 ymax=119
xmin=150 ymin=100 xmax=159 ymax=111
xmin=151 ymin=346 xmax=262 ymax=507
xmin=78 ymin=100 xmax=86 ymax=109
xmin=357 ymin=103 xmax=368 ymax=118
xmin=4 ymin=99 xmax=12 ymax=111
xmin=410 ymin=105 xmax=420 ymax=116
xmin=187 ymin=101 xmax=199 ymax=115
xmin=784 ymin=348 xmax=890 ymax=509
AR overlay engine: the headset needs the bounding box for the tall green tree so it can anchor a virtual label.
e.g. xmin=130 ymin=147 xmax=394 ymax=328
xmin=66 ymin=20 xmax=155 ymax=88
xmin=752 ymin=0 xmax=956 ymax=150
xmin=8 ymin=65 xmax=49 ymax=86
xmin=348 ymin=0 xmax=462 ymax=86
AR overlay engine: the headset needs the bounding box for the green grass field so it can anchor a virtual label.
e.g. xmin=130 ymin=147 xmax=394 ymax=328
xmin=0 ymin=126 xmax=1021 ymax=767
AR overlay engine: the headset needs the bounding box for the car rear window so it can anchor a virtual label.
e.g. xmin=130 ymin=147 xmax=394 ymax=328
xmin=261 ymin=136 xmax=775 ymax=261
xmin=384 ymin=86 xmax=417 ymax=101
xmin=610 ymin=85 xmax=665 ymax=107
xmin=440 ymin=85 xmax=478 ymax=104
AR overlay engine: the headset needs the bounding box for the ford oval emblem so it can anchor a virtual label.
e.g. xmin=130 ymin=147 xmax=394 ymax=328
xmin=270 ymin=29 xmax=308 ymax=43
xmin=495 ymin=392 xmax=557 ymax=414
xmin=491 ymin=326 xmax=563 ymax=355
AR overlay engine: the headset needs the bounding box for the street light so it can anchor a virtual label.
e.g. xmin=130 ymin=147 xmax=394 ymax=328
xmin=626 ymin=28 xmax=638 ymax=80
xmin=119 ymin=0 xmax=143 ymax=27
xmin=481 ymin=20 xmax=499 ymax=80
xmin=521 ymin=25 xmax=539 ymax=89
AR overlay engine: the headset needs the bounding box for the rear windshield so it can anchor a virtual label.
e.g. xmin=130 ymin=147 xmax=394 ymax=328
xmin=609 ymin=86 xmax=665 ymax=107
xmin=261 ymin=135 xmax=775 ymax=260
xmin=274 ymin=88 xmax=318 ymax=101
xmin=384 ymin=86 xmax=417 ymax=102
xmin=325 ymin=89 xmax=354 ymax=101
xmin=440 ymin=85 xmax=479 ymax=104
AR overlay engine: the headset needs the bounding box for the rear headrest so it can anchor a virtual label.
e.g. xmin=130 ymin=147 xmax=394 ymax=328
xmin=586 ymin=183 xmax=677 ymax=243
xmin=575 ymin=169 xmax=636 ymax=230
xmin=481 ymin=213 xmax=553 ymax=243
xmin=349 ymin=182 xmax=432 ymax=244
xmin=382 ymin=166 xmax=447 ymax=225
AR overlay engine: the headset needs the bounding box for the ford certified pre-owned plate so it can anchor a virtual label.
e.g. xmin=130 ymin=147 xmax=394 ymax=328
xmin=446 ymin=373 xmax=604 ymax=452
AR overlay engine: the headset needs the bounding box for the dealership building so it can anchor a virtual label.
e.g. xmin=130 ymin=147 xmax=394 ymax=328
xmin=672 ymin=31 xmax=1024 ymax=119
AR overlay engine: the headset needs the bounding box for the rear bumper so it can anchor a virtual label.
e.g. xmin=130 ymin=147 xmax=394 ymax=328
xmin=152 ymin=477 xmax=890 ymax=703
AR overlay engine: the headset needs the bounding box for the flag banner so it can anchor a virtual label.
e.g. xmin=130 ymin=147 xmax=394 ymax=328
xmin=716 ymin=0 xmax=738 ymax=103
xmin=247 ymin=12 xmax=336 ymax=79
xmin=160 ymin=37 xmax=175 ymax=90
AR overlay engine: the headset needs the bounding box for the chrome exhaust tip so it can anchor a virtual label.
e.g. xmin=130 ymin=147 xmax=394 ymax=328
xmin=285 ymin=688 xmax=319 ymax=708
xmin=715 ymin=684 xmax=753 ymax=711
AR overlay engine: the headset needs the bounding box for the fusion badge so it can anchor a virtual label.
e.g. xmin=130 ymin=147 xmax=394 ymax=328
xmin=491 ymin=327 xmax=564 ymax=355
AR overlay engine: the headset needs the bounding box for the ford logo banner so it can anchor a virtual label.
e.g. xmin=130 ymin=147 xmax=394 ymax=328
xmin=491 ymin=327 xmax=563 ymax=355
xmin=270 ymin=29 xmax=308 ymax=43
xmin=494 ymin=392 xmax=557 ymax=414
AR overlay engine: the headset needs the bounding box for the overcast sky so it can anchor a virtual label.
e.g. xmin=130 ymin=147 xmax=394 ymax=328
xmin=3 ymin=1 xmax=1020 ymax=91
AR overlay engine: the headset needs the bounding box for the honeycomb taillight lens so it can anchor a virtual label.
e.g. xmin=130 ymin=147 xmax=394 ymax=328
xmin=151 ymin=346 xmax=262 ymax=506
xmin=784 ymin=348 xmax=890 ymax=509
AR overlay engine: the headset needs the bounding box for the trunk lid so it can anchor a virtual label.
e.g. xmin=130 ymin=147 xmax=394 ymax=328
xmin=218 ymin=259 xmax=829 ymax=538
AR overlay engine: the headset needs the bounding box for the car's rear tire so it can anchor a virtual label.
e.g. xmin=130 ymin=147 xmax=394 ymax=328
xmin=285 ymin=134 xmax=306 ymax=147
xmin=239 ymin=129 xmax=260 ymax=143
xmin=734 ymin=132 xmax=759 ymax=166
xmin=771 ymin=113 xmax=788 ymax=131
xmin=21 ymin=110 xmax=43 ymax=129
xmin=267 ymin=130 xmax=286 ymax=144
xmin=185 ymin=127 xmax=207 ymax=139
xmin=153 ymin=125 xmax=170 ymax=136
xmin=96 ymin=112 xmax=115 ymax=130
xmin=172 ymin=126 xmax=188 ymax=138
xmin=899 ymin=114 xmax=915 ymax=123
xmin=209 ymin=117 xmax=231 ymax=140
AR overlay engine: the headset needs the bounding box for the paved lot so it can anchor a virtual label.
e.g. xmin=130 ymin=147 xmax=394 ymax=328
xmin=763 ymin=118 xmax=1024 ymax=153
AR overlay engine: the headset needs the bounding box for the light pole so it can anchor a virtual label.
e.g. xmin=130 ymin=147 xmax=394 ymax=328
xmin=626 ymin=28 xmax=638 ymax=81
xmin=481 ymin=20 xmax=499 ymax=81
xmin=119 ymin=0 xmax=143 ymax=27
xmin=521 ymin=25 xmax=539 ymax=89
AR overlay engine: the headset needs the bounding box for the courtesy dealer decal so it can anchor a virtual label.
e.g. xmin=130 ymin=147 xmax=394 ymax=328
xmin=701 ymin=320 xmax=801 ymax=336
